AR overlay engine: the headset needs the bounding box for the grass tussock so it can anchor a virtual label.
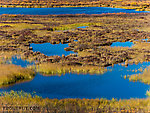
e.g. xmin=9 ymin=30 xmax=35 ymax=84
xmin=0 ymin=64 xmax=35 ymax=87
xmin=129 ymin=66 xmax=150 ymax=84
xmin=29 ymin=63 xmax=106 ymax=76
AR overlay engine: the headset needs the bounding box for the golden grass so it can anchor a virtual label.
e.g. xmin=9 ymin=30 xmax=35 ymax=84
xmin=0 ymin=64 xmax=35 ymax=86
xmin=0 ymin=91 xmax=150 ymax=112
xmin=29 ymin=63 xmax=106 ymax=76
xmin=129 ymin=66 xmax=150 ymax=84
xmin=132 ymin=42 xmax=150 ymax=50
xmin=33 ymin=30 xmax=50 ymax=37
xmin=78 ymin=50 xmax=98 ymax=57
xmin=0 ymin=23 xmax=44 ymax=31
xmin=54 ymin=23 xmax=90 ymax=31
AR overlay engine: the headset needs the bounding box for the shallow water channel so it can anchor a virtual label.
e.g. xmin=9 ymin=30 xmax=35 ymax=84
xmin=0 ymin=42 xmax=150 ymax=100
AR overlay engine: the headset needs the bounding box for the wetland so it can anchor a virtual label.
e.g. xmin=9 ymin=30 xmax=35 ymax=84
xmin=1 ymin=7 xmax=150 ymax=112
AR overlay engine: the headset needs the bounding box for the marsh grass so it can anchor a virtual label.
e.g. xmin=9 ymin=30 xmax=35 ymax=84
xmin=0 ymin=51 xmax=18 ymax=64
xmin=0 ymin=23 xmax=44 ymax=31
xmin=0 ymin=64 xmax=35 ymax=87
xmin=0 ymin=91 xmax=150 ymax=112
xmin=146 ymin=90 xmax=150 ymax=97
xmin=53 ymin=23 xmax=91 ymax=31
xmin=29 ymin=63 xmax=106 ymax=76
xmin=129 ymin=66 xmax=150 ymax=84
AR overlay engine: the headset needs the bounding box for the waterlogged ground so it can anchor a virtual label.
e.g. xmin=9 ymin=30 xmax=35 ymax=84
xmin=1 ymin=11 xmax=150 ymax=111
xmin=0 ymin=43 xmax=150 ymax=99
xmin=0 ymin=59 xmax=150 ymax=99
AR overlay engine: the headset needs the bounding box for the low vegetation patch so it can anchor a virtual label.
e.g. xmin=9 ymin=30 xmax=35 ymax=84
xmin=0 ymin=91 xmax=150 ymax=112
xmin=129 ymin=66 xmax=150 ymax=84
xmin=29 ymin=63 xmax=106 ymax=75
xmin=0 ymin=64 xmax=35 ymax=87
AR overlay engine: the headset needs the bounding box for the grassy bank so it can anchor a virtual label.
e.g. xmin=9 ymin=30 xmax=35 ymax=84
xmin=0 ymin=91 xmax=150 ymax=112
xmin=29 ymin=63 xmax=106 ymax=75
xmin=0 ymin=64 xmax=35 ymax=87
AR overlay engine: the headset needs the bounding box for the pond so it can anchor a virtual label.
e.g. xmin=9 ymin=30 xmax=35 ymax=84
xmin=77 ymin=26 xmax=88 ymax=29
xmin=30 ymin=43 xmax=75 ymax=56
xmin=10 ymin=56 xmax=35 ymax=67
xmin=0 ymin=7 xmax=147 ymax=15
xmin=0 ymin=60 xmax=150 ymax=99
xmin=111 ymin=41 xmax=134 ymax=47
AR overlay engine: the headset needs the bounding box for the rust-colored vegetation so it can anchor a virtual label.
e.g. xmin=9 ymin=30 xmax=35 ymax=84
xmin=0 ymin=0 xmax=150 ymax=11
xmin=1 ymin=13 xmax=150 ymax=75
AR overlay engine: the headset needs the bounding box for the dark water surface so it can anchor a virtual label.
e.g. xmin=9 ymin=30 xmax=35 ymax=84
xmin=0 ymin=7 xmax=148 ymax=15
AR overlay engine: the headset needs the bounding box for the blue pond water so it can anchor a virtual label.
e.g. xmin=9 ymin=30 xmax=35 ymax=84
xmin=142 ymin=39 xmax=149 ymax=42
xmin=111 ymin=41 xmax=134 ymax=47
xmin=0 ymin=7 xmax=147 ymax=15
xmin=30 ymin=43 xmax=75 ymax=56
xmin=77 ymin=26 xmax=88 ymax=29
xmin=0 ymin=60 xmax=150 ymax=100
xmin=10 ymin=56 xmax=35 ymax=67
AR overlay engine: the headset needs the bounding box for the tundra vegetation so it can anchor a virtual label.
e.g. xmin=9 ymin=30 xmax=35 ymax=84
xmin=0 ymin=64 xmax=35 ymax=87
xmin=1 ymin=91 xmax=150 ymax=112
xmin=1 ymin=13 xmax=150 ymax=112
xmin=129 ymin=66 xmax=150 ymax=84
xmin=1 ymin=0 xmax=150 ymax=11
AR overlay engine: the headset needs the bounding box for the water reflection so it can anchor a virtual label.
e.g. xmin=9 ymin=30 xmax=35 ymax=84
xmin=1 ymin=61 xmax=150 ymax=100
